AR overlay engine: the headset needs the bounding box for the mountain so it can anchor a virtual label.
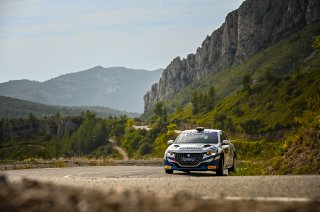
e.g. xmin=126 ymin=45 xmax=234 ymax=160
xmin=144 ymin=0 xmax=320 ymax=112
xmin=0 ymin=66 xmax=163 ymax=113
xmin=0 ymin=96 xmax=139 ymax=118
xmin=140 ymin=0 xmax=320 ymax=174
xmin=0 ymin=80 xmax=41 ymax=95
xmin=146 ymin=22 xmax=319 ymax=133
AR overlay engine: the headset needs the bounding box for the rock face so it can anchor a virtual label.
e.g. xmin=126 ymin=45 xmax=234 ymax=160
xmin=144 ymin=0 xmax=320 ymax=112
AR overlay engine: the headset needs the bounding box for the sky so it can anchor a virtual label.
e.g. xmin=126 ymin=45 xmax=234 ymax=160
xmin=0 ymin=0 xmax=244 ymax=83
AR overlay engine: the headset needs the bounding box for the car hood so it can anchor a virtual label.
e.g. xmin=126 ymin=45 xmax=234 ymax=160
xmin=167 ymin=143 xmax=220 ymax=153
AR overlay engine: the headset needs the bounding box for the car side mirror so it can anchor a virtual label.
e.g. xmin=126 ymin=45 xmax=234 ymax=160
xmin=222 ymin=140 xmax=230 ymax=145
xmin=167 ymin=140 xmax=174 ymax=145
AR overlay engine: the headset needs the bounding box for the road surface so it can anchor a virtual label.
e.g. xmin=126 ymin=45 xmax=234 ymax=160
xmin=3 ymin=166 xmax=320 ymax=202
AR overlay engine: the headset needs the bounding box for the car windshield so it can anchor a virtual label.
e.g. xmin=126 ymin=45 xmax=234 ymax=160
xmin=175 ymin=131 xmax=218 ymax=144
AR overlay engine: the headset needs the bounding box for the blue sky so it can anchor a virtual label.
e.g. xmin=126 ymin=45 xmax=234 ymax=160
xmin=0 ymin=0 xmax=244 ymax=83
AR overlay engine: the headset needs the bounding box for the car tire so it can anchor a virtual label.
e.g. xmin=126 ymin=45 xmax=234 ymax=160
xmin=228 ymin=154 xmax=236 ymax=172
xmin=165 ymin=169 xmax=173 ymax=174
xmin=216 ymin=158 xmax=224 ymax=176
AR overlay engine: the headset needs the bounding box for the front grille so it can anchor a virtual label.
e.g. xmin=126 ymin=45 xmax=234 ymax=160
xmin=175 ymin=153 xmax=205 ymax=167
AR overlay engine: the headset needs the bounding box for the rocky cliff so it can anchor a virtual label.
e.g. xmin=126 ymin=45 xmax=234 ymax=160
xmin=144 ymin=0 xmax=320 ymax=112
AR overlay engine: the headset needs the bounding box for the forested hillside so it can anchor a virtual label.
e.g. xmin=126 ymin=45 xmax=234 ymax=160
xmin=0 ymin=96 xmax=138 ymax=119
xmin=0 ymin=112 xmax=129 ymax=160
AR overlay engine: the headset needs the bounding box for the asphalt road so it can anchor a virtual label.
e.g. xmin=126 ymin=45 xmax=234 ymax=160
xmin=3 ymin=166 xmax=320 ymax=202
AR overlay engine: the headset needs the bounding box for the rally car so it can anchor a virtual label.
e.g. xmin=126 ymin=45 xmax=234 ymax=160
xmin=163 ymin=127 xmax=236 ymax=176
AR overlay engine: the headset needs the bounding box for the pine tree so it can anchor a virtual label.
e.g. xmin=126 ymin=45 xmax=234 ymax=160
xmin=192 ymin=91 xmax=200 ymax=114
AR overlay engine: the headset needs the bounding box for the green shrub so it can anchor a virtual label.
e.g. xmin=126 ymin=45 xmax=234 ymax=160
xmin=240 ymin=119 xmax=265 ymax=134
xmin=139 ymin=143 xmax=153 ymax=155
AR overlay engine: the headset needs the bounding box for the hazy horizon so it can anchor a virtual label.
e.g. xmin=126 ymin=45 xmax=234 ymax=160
xmin=0 ymin=0 xmax=244 ymax=83
xmin=1 ymin=65 xmax=164 ymax=83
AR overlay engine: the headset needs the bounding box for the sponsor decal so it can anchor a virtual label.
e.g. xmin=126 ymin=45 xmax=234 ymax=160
xmin=182 ymin=157 xmax=196 ymax=162
xmin=179 ymin=147 xmax=203 ymax=150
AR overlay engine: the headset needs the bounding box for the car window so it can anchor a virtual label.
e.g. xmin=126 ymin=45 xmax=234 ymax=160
xmin=175 ymin=131 xmax=218 ymax=144
xmin=220 ymin=132 xmax=226 ymax=141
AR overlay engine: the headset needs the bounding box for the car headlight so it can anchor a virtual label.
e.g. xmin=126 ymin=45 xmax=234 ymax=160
xmin=166 ymin=150 xmax=175 ymax=157
xmin=206 ymin=149 xmax=217 ymax=156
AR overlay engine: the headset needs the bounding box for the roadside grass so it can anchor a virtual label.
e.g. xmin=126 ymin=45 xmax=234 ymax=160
xmin=0 ymin=136 xmax=122 ymax=161
xmin=232 ymin=160 xmax=266 ymax=176
xmin=0 ymin=157 xmax=163 ymax=171
xmin=0 ymin=157 xmax=106 ymax=170
xmin=0 ymin=135 xmax=54 ymax=160
xmin=229 ymin=139 xmax=285 ymax=176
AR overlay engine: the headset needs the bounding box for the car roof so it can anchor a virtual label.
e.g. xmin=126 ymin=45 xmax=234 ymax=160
xmin=182 ymin=129 xmax=222 ymax=133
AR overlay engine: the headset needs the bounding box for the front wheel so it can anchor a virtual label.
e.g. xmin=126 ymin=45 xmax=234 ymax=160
xmin=165 ymin=169 xmax=173 ymax=174
xmin=228 ymin=155 xmax=236 ymax=172
xmin=216 ymin=158 xmax=224 ymax=176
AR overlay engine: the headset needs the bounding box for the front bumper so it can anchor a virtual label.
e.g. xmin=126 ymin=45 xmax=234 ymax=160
xmin=164 ymin=154 xmax=221 ymax=171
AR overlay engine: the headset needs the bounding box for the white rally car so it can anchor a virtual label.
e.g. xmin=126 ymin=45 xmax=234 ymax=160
xmin=164 ymin=127 xmax=236 ymax=176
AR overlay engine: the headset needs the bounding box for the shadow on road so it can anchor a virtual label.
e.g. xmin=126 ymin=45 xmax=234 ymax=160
xmin=174 ymin=171 xmax=221 ymax=177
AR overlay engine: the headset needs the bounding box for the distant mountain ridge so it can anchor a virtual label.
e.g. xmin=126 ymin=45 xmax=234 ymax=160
xmin=144 ymin=0 xmax=320 ymax=112
xmin=0 ymin=96 xmax=139 ymax=118
xmin=0 ymin=66 xmax=163 ymax=113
